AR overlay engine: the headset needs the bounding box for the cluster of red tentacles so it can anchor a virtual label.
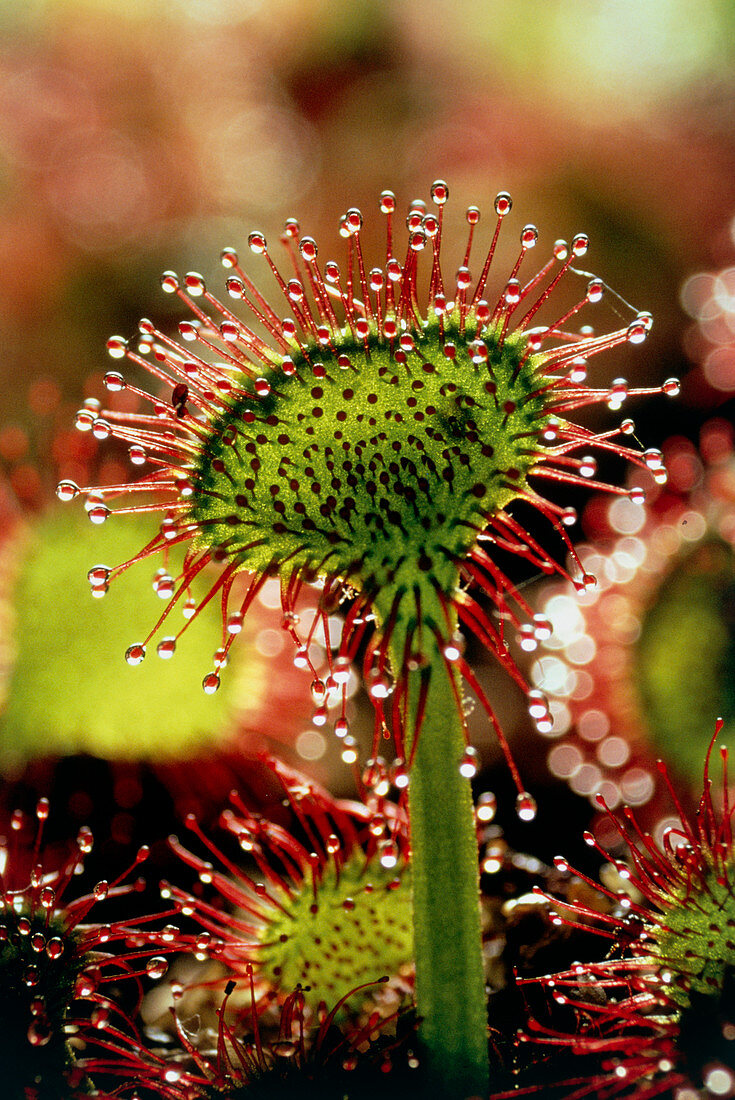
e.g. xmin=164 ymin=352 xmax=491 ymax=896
xmin=0 ymin=798 xmax=194 ymax=1098
xmin=160 ymin=756 xmax=410 ymax=1010
xmin=500 ymin=722 xmax=735 ymax=1098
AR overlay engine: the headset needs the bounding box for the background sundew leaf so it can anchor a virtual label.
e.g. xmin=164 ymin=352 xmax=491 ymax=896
xmin=504 ymin=733 xmax=735 ymax=1098
xmin=654 ymin=868 xmax=735 ymax=1008
xmin=634 ymin=537 xmax=735 ymax=781
xmin=0 ymin=507 xmax=271 ymax=766
xmin=257 ymin=853 xmax=413 ymax=1009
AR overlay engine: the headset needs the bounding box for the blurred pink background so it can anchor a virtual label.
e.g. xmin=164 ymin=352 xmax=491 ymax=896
xmin=3 ymin=0 xmax=735 ymax=424
xmin=2 ymin=0 xmax=735 ymax=820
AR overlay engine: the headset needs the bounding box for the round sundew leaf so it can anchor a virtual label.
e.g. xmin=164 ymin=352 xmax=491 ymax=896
xmin=191 ymin=327 xmax=549 ymax=604
xmin=257 ymin=852 xmax=413 ymax=1010
xmin=634 ymin=537 xmax=735 ymax=782
xmin=0 ymin=507 xmax=279 ymax=766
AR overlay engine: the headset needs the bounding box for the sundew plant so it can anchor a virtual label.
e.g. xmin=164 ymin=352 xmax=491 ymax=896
xmin=508 ymin=723 xmax=735 ymax=1099
xmin=59 ymin=182 xmax=675 ymax=1097
xmin=0 ymin=799 xmax=182 ymax=1099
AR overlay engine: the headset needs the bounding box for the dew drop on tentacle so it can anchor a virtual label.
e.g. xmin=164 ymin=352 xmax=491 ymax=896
xmin=571 ymin=233 xmax=589 ymax=257
xmin=456 ymin=266 xmax=472 ymax=292
xmin=202 ymin=672 xmax=220 ymax=694
xmin=459 ymin=746 xmax=479 ymax=778
xmin=152 ymin=570 xmax=174 ymax=600
xmin=184 ymin=271 xmax=206 ymax=296
xmin=312 ymin=704 xmax=328 ymax=727
xmin=341 ymin=736 xmax=358 ymax=765
xmin=533 ymin=615 xmax=553 ymax=642
xmin=56 ymin=480 xmax=80 ymax=502
xmin=46 ymin=937 xmax=63 ymax=958
xmin=157 ymin=637 xmax=176 ymax=659
xmin=431 ymin=180 xmax=449 ymax=205
xmin=368 ymin=671 xmax=394 ymax=701
xmin=311 ymin=678 xmax=327 ymax=704
xmin=104 ymin=371 xmax=125 ymax=392
xmin=379 ymin=838 xmax=399 ymax=868
xmin=226 ymin=277 xmax=245 ymax=300
xmin=334 ymin=718 xmax=349 ymax=738
xmin=27 ymin=1019 xmax=52 ymax=1046
xmin=518 ymin=623 xmax=538 ymax=652
xmin=146 ymin=957 xmax=168 ymax=980
xmin=495 ymin=192 xmax=512 ymax=216
xmin=227 ymin=612 xmax=244 ymax=635
xmin=608 ymin=378 xmax=628 ymax=409
xmin=586 ymin=277 xmax=604 ymax=303
xmin=391 ymin=758 xmax=409 ymax=789
xmin=644 ymin=447 xmax=665 ymax=471
xmin=24 ymin=964 xmax=40 ymax=987
xmin=380 ymin=190 xmax=396 ymax=214
xmin=106 ymin=335 xmax=128 ymax=359
xmin=476 ymin=791 xmax=497 ymax=824
xmin=160 ymin=271 xmax=179 ymax=294
xmin=528 ymin=690 xmax=551 ymax=728
xmin=569 ymin=358 xmax=587 ymax=383
xmin=125 ymin=644 xmax=146 ymax=667
xmin=627 ymin=315 xmax=650 ymax=344
xmin=443 ymin=634 xmax=465 ymax=662
xmin=87 ymin=563 xmax=110 ymax=598
xmin=504 ymin=280 xmax=524 ymax=311
xmin=515 ymin=792 xmax=537 ymax=822
xmin=521 ymin=224 xmax=538 ymax=249
xmin=88 ymin=504 xmax=110 ymax=525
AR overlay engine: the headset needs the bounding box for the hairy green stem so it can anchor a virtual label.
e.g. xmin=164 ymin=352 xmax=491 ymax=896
xmin=385 ymin=597 xmax=489 ymax=1098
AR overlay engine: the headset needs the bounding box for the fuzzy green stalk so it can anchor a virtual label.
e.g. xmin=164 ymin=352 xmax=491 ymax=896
xmin=379 ymin=593 xmax=488 ymax=1099
xmin=409 ymin=666 xmax=488 ymax=1097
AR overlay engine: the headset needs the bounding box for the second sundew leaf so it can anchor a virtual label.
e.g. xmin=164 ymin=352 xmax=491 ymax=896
xmin=257 ymin=852 xmax=413 ymax=1008
xmin=167 ymin=757 xmax=413 ymax=1014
